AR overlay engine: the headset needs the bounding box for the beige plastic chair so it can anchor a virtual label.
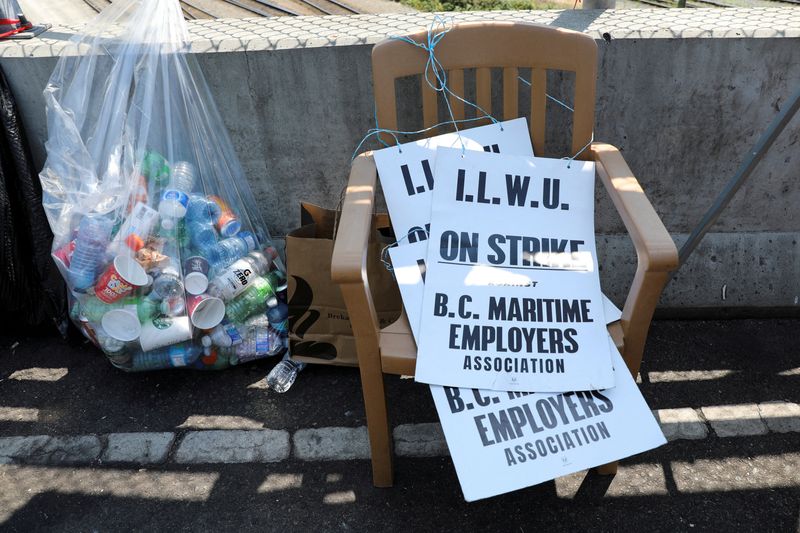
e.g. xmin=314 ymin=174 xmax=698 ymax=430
xmin=331 ymin=21 xmax=678 ymax=487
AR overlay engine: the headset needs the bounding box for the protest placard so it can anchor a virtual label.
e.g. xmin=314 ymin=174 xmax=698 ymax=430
xmin=414 ymin=148 xmax=615 ymax=392
xmin=373 ymin=118 xmax=532 ymax=244
xmin=431 ymin=338 xmax=666 ymax=501
xmin=389 ymin=241 xmax=622 ymax=341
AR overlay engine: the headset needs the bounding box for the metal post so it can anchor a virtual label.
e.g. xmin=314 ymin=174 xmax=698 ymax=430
xmin=678 ymin=86 xmax=800 ymax=266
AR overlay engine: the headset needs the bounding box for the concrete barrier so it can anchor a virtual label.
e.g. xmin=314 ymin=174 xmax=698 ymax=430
xmin=1 ymin=8 xmax=798 ymax=314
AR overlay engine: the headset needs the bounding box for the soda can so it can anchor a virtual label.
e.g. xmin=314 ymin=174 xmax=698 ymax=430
xmin=208 ymin=195 xmax=241 ymax=237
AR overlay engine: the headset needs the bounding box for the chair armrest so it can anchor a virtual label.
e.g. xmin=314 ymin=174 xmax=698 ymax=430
xmin=591 ymin=142 xmax=678 ymax=273
xmin=331 ymin=152 xmax=382 ymax=363
xmin=591 ymin=142 xmax=677 ymax=376
xmin=331 ymin=152 xmax=379 ymax=284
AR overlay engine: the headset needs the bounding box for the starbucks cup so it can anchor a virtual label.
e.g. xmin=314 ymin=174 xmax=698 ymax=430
xmin=187 ymin=294 xmax=226 ymax=329
xmin=139 ymin=315 xmax=193 ymax=352
xmin=183 ymin=256 xmax=209 ymax=295
xmin=95 ymin=255 xmax=148 ymax=304
xmin=102 ymin=305 xmax=142 ymax=342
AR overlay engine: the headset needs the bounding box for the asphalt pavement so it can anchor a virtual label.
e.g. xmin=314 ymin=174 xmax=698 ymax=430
xmin=0 ymin=318 xmax=799 ymax=532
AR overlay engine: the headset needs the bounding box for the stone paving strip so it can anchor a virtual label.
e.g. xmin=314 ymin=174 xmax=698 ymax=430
xmin=0 ymin=403 xmax=797 ymax=466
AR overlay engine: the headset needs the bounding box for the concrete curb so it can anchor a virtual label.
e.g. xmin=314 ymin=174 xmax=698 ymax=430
xmin=0 ymin=403 xmax=797 ymax=466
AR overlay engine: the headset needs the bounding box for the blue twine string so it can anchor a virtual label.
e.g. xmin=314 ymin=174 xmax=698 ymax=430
xmin=352 ymin=17 xmax=595 ymax=167
xmin=351 ymin=15 xmax=502 ymax=161
xmin=351 ymin=115 xmax=502 ymax=162
xmin=517 ymin=75 xmax=594 ymax=167
xmin=380 ymin=226 xmax=431 ymax=273
xmin=517 ymin=75 xmax=576 ymax=113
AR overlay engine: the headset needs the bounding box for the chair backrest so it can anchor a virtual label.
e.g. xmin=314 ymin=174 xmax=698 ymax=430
xmin=372 ymin=22 xmax=597 ymax=160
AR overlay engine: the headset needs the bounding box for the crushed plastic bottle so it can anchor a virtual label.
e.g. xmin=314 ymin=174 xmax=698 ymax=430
xmin=205 ymin=231 xmax=257 ymax=273
xmin=188 ymin=219 xmax=218 ymax=250
xmin=185 ymin=194 xmax=222 ymax=224
xmin=266 ymin=353 xmax=306 ymax=393
xmin=229 ymin=324 xmax=284 ymax=364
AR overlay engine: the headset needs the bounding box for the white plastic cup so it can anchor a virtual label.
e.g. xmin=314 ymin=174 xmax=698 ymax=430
xmin=187 ymin=294 xmax=226 ymax=329
xmin=101 ymin=305 xmax=142 ymax=342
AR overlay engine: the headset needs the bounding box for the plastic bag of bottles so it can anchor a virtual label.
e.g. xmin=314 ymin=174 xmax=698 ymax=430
xmin=38 ymin=0 xmax=289 ymax=371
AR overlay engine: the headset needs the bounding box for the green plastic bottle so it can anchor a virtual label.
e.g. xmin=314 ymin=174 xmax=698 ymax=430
xmin=141 ymin=151 xmax=170 ymax=187
xmin=264 ymin=269 xmax=288 ymax=293
xmin=224 ymin=276 xmax=277 ymax=323
xmin=137 ymin=296 xmax=161 ymax=322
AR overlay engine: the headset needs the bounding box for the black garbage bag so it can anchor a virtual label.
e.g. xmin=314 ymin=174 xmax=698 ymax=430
xmin=0 ymin=65 xmax=67 ymax=334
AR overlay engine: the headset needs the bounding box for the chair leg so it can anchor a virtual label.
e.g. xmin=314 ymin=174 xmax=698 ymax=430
xmin=357 ymin=362 xmax=394 ymax=487
xmin=595 ymin=460 xmax=618 ymax=475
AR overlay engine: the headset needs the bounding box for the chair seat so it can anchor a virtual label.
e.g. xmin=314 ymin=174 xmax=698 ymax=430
xmin=379 ymin=309 xmax=626 ymax=377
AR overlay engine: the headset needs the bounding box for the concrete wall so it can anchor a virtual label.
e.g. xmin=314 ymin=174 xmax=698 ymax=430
xmin=1 ymin=9 xmax=799 ymax=314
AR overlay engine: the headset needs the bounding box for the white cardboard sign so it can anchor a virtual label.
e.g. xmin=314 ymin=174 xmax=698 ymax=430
xmin=431 ymin=340 xmax=666 ymax=501
xmin=373 ymin=118 xmax=533 ymax=243
xmin=389 ymin=241 xmax=622 ymax=342
xmin=414 ymin=148 xmax=615 ymax=392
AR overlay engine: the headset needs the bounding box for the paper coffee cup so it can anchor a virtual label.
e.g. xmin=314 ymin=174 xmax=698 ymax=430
xmin=102 ymin=305 xmax=142 ymax=342
xmin=183 ymin=256 xmax=209 ymax=295
xmin=139 ymin=315 xmax=193 ymax=352
xmin=95 ymin=255 xmax=148 ymax=304
xmin=187 ymin=294 xmax=226 ymax=329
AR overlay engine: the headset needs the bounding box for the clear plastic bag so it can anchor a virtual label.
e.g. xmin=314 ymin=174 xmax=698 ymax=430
xmin=39 ymin=0 xmax=288 ymax=371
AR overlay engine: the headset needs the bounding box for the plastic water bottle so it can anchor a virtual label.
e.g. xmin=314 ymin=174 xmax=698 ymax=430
xmin=151 ymin=263 xmax=184 ymax=300
xmin=79 ymin=294 xmax=115 ymax=322
xmin=266 ymin=354 xmax=306 ymax=393
xmin=208 ymin=320 xmax=243 ymax=347
xmin=159 ymin=161 xmax=196 ymax=218
xmin=207 ymin=252 xmax=270 ymax=301
xmin=96 ymin=327 xmax=131 ymax=368
xmin=154 ymin=218 xmax=190 ymax=257
xmin=233 ymin=325 xmax=284 ymax=364
xmin=206 ymin=231 xmax=257 ymax=273
xmin=137 ymin=294 xmax=161 ymax=322
xmin=224 ymin=276 xmax=279 ymax=323
xmin=185 ymin=194 xmax=221 ymax=224
xmin=130 ymin=342 xmax=202 ymax=371
xmin=68 ymin=214 xmax=113 ymax=290
xmin=267 ymin=302 xmax=288 ymax=333
xmin=188 ymin=220 xmax=218 ymax=250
